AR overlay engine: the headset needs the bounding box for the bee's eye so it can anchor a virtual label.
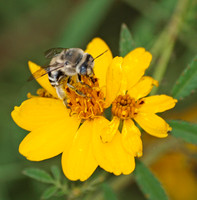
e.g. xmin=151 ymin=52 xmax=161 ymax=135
xmin=80 ymin=65 xmax=87 ymax=75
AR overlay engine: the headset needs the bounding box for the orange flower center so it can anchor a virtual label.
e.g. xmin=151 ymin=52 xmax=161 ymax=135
xmin=64 ymin=76 xmax=105 ymax=120
xmin=112 ymin=94 xmax=144 ymax=119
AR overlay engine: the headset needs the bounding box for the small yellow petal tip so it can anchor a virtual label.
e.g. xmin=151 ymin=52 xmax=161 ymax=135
xmin=136 ymin=151 xmax=143 ymax=157
xmin=28 ymin=60 xmax=40 ymax=72
xmin=168 ymin=126 xmax=172 ymax=132
xmin=153 ymin=79 xmax=159 ymax=87
xmin=28 ymin=60 xmax=34 ymax=65
xmin=174 ymin=98 xmax=178 ymax=103
xmin=89 ymin=37 xmax=105 ymax=43
xmin=27 ymin=92 xmax=34 ymax=98
xmin=11 ymin=106 xmax=19 ymax=121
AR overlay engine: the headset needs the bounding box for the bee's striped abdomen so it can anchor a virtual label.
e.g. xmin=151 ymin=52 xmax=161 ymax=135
xmin=48 ymin=70 xmax=65 ymax=86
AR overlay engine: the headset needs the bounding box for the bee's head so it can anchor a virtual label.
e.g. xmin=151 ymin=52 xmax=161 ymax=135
xmin=77 ymin=54 xmax=94 ymax=76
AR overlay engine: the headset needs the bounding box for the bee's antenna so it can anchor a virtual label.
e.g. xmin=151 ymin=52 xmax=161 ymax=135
xmin=93 ymin=50 xmax=108 ymax=61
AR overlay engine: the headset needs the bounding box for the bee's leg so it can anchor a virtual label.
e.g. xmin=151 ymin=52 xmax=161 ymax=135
xmin=89 ymin=69 xmax=97 ymax=84
xmin=67 ymin=83 xmax=86 ymax=97
xmin=55 ymin=84 xmax=70 ymax=106
xmin=90 ymin=76 xmax=97 ymax=84
xmin=77 ymin=74 xmax=90 ymax=88
xmin=55 ymin=84 xmax=66 ymax=99
xmin=67 ymin=76 xmax=86 ymax=97
xmin=64 ymin=99 xmax=71 ymax=109
xmin=77 ymin=74 xmax=83 ymax=84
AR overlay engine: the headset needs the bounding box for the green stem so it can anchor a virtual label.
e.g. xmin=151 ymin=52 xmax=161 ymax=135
xmin=67 ymin=173 xmax=107 ymax=200
xmin=151 ymin=0 xmax=190 ymax=95
xmin=150 ymin=29 xmax=169 ymax=64
xmin=151 ymin=42 xmax=174 ymax=95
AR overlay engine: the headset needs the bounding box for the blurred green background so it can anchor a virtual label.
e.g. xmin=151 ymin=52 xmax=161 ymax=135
xmin=0 ymin=0 xmax=197 ymax=199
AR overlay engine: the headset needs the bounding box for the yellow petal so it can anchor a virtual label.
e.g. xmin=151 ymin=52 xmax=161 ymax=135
xmin=28 ymin=61 xmax=58 ymax=98
xmin=85 ymin=38 xmax=113 ymax=90
xmin=100 ymin=116 xmax=120 ymax=143
xmin=11 ymin=97 xmax=70 ymax=131
xmin=128 ymin=76 xmax=158 ymax=100
xmin=139 ymin=95 xmax=177 ymax=113
xmin=62 ymin=120 xmax=98 ymax=181
xmin=19 ymin=116 xmax=80 ymax=161
xmin=134 ymin=112 xmax=171 ymax=138
xmin=105 ymin=57 xmax=123 ymax=107
xmin=93 ymin=117 xmax=135 ymax=176
xmin=122 ymin=119 xmax=143 ymax=157
xmin=119 ymin=70 xmax=128 ymax=95
xmin=122 ymin=48 xmax=152 ymax=90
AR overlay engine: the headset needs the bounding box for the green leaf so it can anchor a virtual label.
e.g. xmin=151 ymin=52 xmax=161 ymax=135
xmin=119 ymin=23 xmax=135 ymax=57
xmin=23 ymin=168 xmax=54 ymax=184
xmin=41 ymin=186 xmax=58 ymax=199
xmin=172 ymin=55 xmax=197 ymax=99
xmin=169 ymin=120 xmax=197 ymax=144
xmin=102 ymin=183 xmax=118 ymax=200
xmin=58 ymin=0 xmax=115 ymax=47
xmin=51 ymin=165 xmax=61 ymax=181
xmin=134 ymin=160 xmax=168 ymax=200
xmin=55 ymin=190 xmax=67 ymax=197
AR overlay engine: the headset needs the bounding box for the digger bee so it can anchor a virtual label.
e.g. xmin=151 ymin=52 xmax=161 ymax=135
xmin=30 ymin=47 xmax=107 ymax=102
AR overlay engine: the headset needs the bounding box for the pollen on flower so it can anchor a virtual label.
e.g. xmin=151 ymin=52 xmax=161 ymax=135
xmin=64 ymin=76 xmax=105 ymax=120
xmin=27 ymin=88 xmax=54 ymax=99
xmin=112 ymin=94 xmax=144 ymax=119
xmin=36 ymin=88 xmax=53 ymax=98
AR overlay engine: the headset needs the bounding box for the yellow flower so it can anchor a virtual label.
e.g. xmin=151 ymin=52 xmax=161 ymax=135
xmin=100 ymin=48 xmax=177 ymax=158
xmin=11 ymin=38 xmax=136 ymax=181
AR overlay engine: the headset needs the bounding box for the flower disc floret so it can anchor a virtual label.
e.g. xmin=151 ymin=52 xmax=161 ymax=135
xmin=65 ymin=76 xmax=105 ymax=120
xmin=112 ymin=94 xmax=144 ymax=119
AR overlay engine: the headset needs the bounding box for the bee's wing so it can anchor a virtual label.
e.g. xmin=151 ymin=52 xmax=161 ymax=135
xmin=44 ymin=48 xmax=68 ymax=59
xmin=28 ymin=63 xmax=65 ymax=81
xmin=28 ymin=68 xmax=48 ymax=81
